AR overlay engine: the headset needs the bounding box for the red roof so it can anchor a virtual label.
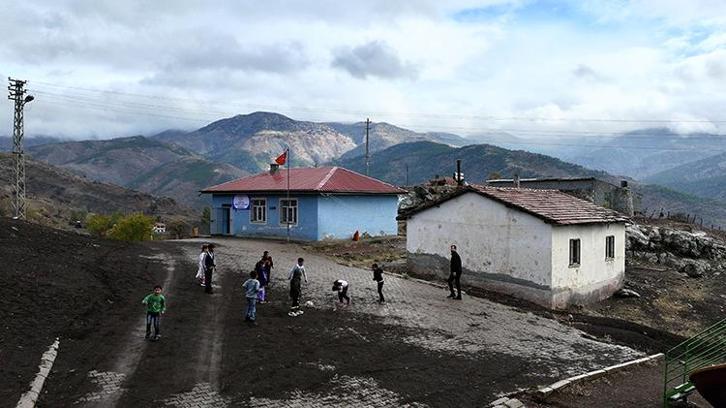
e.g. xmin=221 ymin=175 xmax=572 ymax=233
xmin=202 ymin=167 xmax=405 ymax=195
xmin=400 ymin=184 xmax=628 ymax=225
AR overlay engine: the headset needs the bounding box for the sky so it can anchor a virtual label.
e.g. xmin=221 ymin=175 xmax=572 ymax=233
xmin=3 ymin=0 xmax=726 ymax=140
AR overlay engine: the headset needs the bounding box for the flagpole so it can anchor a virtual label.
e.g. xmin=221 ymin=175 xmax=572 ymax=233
xmin=286 ymin=146 xmax=290 ymax=242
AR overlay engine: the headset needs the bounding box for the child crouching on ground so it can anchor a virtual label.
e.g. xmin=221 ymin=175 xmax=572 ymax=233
xmin=332 ymin=279 xmax=350 ymax=306
xmin=142 ymin=285 xmax=166 ymax=341
xmin=242 ymin=270 xmax=260 ymax=325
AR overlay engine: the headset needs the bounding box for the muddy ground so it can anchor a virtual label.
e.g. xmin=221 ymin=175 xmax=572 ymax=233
xmin=519 ymin=358 xmax=710 ymax=408
xmin=2 ymin=227 xmax=566 ymax=407
xmin=0 ymin=218 xmax=165 ymax=406
xmin=304 ymin=236 xmax=693 ymax=353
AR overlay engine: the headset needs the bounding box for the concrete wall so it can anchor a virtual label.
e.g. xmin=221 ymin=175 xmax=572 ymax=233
xmin=406 ymin=192 xmax=554 ymax=300
xmin=405 ymin=191 xmax=626 ymax=309
xmin=317 ymin=195 xmax=399 ymax=240
xmin=211 ymin=194 xmax=319 ymax=240
xmin=550 ymin=223 xmax=625 ymax=308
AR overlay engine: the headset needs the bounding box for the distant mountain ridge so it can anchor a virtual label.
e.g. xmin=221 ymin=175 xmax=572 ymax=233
xmin=18 ymin=111 xmax=726 ymax=227
xmin=0 ymin=135 xmax=65 ymax=151
xmin=0 ymin=152 xmax=195 ymax=229
xmin=326 ymin=121 xmax=468 ymax=159
xmin=339 ymin=140 xmax=726 ymax=227
xmin=27 ymin=136 xmax=246 ymax=207
xmin=338 ymin=140 xmax=614 ymax=186
xmin=151 ymin=112 xmax=468 ymax=171
xmin=645 ymin=152 xmax=726 ymax=201
xmin=561 ymin=128 xmax=726 ymax=179
xmin=153 ymin=112 xmax=357 ymax=171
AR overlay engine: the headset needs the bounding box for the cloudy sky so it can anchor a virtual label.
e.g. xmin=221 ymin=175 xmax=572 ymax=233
xmin=3 ymin=0 xmax=726 ymax=139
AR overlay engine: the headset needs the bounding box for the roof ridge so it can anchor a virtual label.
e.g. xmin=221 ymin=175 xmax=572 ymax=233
xmin=316 ymin=167 xmax=338 ymax=190
xmin=336 ymin=166 xmax=403 ymax=190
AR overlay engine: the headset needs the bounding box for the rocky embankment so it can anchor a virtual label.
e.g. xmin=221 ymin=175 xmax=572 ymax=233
xmin=626 ymin=223 xmax=726 ymax=277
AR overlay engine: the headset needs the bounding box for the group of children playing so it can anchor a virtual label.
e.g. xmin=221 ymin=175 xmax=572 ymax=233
xmin=142 ymin=247 xmax=388 ymax=338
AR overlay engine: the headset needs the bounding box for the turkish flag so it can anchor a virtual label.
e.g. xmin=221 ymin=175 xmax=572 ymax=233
xmin=275 ymin=150 xmax=287 ymax=165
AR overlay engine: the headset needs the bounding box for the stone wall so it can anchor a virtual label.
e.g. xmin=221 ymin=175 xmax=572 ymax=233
xmin=626 ymin=223 xmax=726 ymax=277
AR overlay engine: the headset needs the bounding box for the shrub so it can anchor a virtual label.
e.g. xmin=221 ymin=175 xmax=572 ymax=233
xmin=86 ymin=212 xmax=123 ymax=237
xmin=167 ymin=220 xmax=189 ymax=239
xmin=107 ymin=213 xmax=155 ymax=241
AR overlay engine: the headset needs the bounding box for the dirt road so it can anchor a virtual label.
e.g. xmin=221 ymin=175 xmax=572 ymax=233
xmin=32 ymin=237 xmax=643 ymax=407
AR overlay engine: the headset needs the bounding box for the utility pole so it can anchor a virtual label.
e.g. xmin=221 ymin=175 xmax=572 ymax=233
xmin=7 ymin=78 xmax=34 ymax=220
xmin=365 ymin=117 xmax=370 ymax=176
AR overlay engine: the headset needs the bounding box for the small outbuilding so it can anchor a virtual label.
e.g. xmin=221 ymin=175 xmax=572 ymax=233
xmin=399 ymin=185 xmax=628 ymax=309
xmin=201 ymin=167 xmax=404 ymax=241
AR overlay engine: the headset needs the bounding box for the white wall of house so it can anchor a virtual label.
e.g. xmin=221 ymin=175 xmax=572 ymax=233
xmin=406 ymin=192 xmax=553 ymax=287
xmin=550 ymin=223 xmax=625 ymax=306
xmin=406 ymin=191 xmax=626 ymax=308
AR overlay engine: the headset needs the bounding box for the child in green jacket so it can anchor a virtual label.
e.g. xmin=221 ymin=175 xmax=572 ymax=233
xmin=142 ymin=285 xmax=166 ymax=341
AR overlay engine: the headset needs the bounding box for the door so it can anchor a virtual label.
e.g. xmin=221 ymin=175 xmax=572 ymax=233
xmin=214 ymin=206 xmax=232 ymax=235
xmin=222 ymin=205 xmax=231 ymax=235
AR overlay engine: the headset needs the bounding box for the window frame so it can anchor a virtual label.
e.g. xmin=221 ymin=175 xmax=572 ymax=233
xmin=569 ymin=238 xmax=581 ymax=267
xmin=605 ymin=235 xmax=615 ymax=260
xmin=279 ymin=198 xmax=299 ymax=226
xmin=250 ymin=197 xmax=267 ymax=224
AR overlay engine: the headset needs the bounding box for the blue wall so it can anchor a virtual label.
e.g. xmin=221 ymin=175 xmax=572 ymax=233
xmin=211 ymin=194 xmax=318 ymax=240
xmin=317 ymin=195 xmax=399 ymax=240
xmin=210 ymin=193 xmax=399 ymax=241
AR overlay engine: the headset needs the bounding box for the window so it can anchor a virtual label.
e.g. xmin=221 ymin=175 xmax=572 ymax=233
xmin=280 ymin=199 xmax=298 ymax=225
xmin=251 ymin=198 xmax=266 ymax=224
xmin=569 ymin=239 xmax=581 ymax=266
xmin=606 ymin=235 xmax=615 ymax=260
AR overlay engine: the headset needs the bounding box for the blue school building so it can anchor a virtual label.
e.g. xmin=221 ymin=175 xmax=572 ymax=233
xmin=201 ymin=167 xmax=404 ymax=241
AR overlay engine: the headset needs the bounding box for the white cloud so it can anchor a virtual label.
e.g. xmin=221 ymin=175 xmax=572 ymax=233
xmin=1 ymin=0 xmax=725 ymax=140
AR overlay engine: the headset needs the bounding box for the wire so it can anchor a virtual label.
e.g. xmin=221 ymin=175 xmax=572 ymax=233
xmin=28 ymin=80 xmax=726 ymax=124
xmin=23 ymin=84 xmax=726 ymax=152
xmin=27 ymin=89 xmax=726 ymax=143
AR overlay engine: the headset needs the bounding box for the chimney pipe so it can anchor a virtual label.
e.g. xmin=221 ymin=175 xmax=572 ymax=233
xmin=456 ymin=159 xmax=462 ymax=186
xmin=514 ymin=174 xmax=520 ymax=188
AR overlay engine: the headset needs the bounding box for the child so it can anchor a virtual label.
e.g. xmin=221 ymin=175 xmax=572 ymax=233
xmin=256 ymin=259 xmax=270 ymax=303
xmin=332 ymin=279 xmax=350 ymax=306
xmin=204 ymin=244 xmax=216 ymax=294
xmin=372 ymin=263 xmax=385 ymax=303
xmin=196 ymin=244 xmax=207 ymax=286
xmin=242 ymin=270 xmax=260 ymax=324
xmin=288 ymin=258 xmax=307 ymax=317
xmin=142 ymin=285 xmax=166 ymax=341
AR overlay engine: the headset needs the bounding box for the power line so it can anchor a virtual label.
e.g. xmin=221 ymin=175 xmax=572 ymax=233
xmin=22 ymin=84 xmax=726 ymax=153
xmin=28 ymin=80 xmax=726 ymax=124
xmin=29 ymin=89 xmax=726 ymax=141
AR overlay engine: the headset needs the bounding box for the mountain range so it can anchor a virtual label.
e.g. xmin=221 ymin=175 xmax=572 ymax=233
xmin=5 ymin=111 xmax=725 ymax=226
xmin=0 ymin=153 xmax=195 ymax=229
xmin=338 ymin=141 xmax=613 ymax=186
xmin=645 ymin=152 xmax=726 ymax=202
xmin=27 ymin=136 xmax=246 ymax=207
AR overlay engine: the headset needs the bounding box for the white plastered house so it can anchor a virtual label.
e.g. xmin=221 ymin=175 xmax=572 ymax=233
xmin=400 ymin=185 xmax=628 ymax=309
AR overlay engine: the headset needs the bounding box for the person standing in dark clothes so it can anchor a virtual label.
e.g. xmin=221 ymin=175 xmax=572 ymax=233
xmin=204 ymin=244 xmax=216 ymax=294
xmin=448 ymin=244 xmax=462 ymax=300
xmin=262 ymin=251 xmax=274 ymax=285
xmin=372 ymin=263 xmax=385 ymax=303
xmin=288 ymin=258 xmax=307 ymax=317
